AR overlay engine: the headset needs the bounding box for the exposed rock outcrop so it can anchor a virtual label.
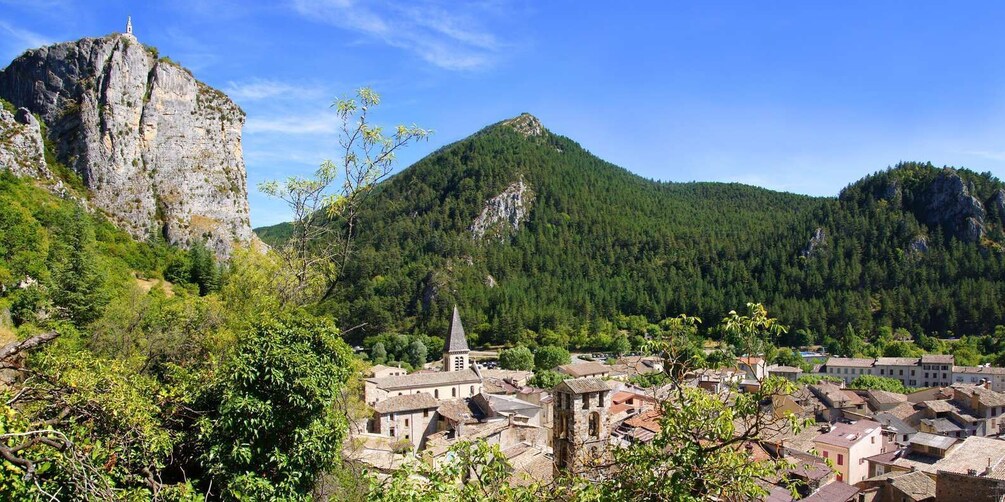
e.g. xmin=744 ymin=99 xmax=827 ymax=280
xmin=502 ymin=113 xmax=544 ymax=137
xmin=988 ymin=189 xmax=1005 ymax=227
xmin=470 ymin=178 xmax=534 ymax=241
xmin=0 ymin=32 xmax=252 ymax=256
xmin=908 ymin=235 xmax=929 ymax=254
xmin=802 ymin=227 xmax=826 ymax=257
xmin=882 ymin=179 xmax=902 ymax=204
xmin=0 ymin=106 xmax=48 ymax=179
xmin=922 ymin=170 xmax=985 ymax=242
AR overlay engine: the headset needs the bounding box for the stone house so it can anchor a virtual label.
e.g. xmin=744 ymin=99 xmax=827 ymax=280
xmin=368 ymin=393 xmax=440 ymax=451
xmin=552 ymin=378 xmax=611 ymax=478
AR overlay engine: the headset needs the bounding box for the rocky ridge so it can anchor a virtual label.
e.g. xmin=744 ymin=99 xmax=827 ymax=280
xmin=0 ymin=105 xmax=48 ymax=179
xmin=922 ymin=170 xmax=987 ymax=242
xmin=0 ymin=32 xmax=252 ymax=256
xmin=470 ymin=178 xmax=534 ymax=241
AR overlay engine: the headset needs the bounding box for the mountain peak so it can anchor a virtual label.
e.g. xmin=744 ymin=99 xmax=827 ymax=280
xmin=501 ymin=112 xmax=545 ymax=137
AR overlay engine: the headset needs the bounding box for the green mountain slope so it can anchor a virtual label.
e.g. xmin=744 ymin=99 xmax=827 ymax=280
xmin=258 ymin=115 xmax=1005 ymax=348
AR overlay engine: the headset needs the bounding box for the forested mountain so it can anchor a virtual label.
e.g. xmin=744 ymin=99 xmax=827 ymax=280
xmin=257 ymin=114 xmax=1005 ymax=349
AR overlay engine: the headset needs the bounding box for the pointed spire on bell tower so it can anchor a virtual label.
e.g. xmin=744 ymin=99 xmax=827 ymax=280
xmin=443 ymin=305 xmax=470 ymax=372
xmin=126 ymin=16 xmax=133 ymax=36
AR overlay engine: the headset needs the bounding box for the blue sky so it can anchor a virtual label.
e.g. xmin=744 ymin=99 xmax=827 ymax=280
xmin=3 ymin=1 xmax=1005 ymax=227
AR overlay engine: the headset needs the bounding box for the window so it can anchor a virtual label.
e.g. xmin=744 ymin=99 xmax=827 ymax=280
xmin=423 ymin=409 xmax=429 ymax=418
xmin=589 ymin=412 xmax=600 ymax=438
xmin=822 ymin=451 xmax=828 ymax=459
xmin=435 ymin=389 xmax=439 ymax=399
xmin=871 ymin=436 xmax=875 ymax=444
xmin=837 ymin=454 xmax=843 ymax=466
xmin=583 ymin=393 xmax=590 ymax=409
xmin=899 ymin=370 xmax=904 ymax=376
xmin=405 ymin=418 xmax=409 ymax=427
xmin=470 ymin=385 xmax=474 ymax=395
xmin=880 ymin=369 xmax=885 ymax=375
xmin=452 ymin=388 xmax=457 ymax=397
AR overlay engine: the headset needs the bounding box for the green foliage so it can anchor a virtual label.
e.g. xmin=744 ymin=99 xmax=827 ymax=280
xmin=609 ymin=333 xmax=632 ymax=356
xmin=499 ymin=345 xmax=535 ymax=371
xmin=602 ymin=306 xmax=802 ymax=500
xmin=187 ymin=240 xmax=220 ymax=295
xmin=0 ymin=328 xmax=203 ymax=500
xmin=628 ymin=370 xmax=670 ymax=388
xmin=51 ymin=208 xmax=110 ymax=326
xmin=0 ymin=173 xmax=203 ymax=330
xmin=371 ymin=341 xmax=387 ymax=364
xmin=533 ymin=345 xmax=570 ymax=370
xmin=527 ymin=369 xmax=567 ymax=389
xmin=200 ymin=315 xmax=354 ymax=500
xmin=363 ymin=332 xmax=444 ymax=365
xmin=271 ymin=121 xmax=1005 ymax=349
xmin=405 ymin=339 xmax=428 ymax=368
xmin=849 ymin=374 xmax=910 ymax=393
xmin=370 ymin=440 xmax=543 ymax=501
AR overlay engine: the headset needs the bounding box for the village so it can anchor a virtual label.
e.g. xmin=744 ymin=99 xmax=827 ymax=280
xmin=351 ymin=308 xmax=1005 ymax=502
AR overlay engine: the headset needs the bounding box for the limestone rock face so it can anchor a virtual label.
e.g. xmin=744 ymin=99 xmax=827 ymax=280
xmin=988 ymin=189 xmax=1005 ymax=226
xmin=502 ymin=113 xmax=544 ymax=137
xmin=923 ymin=170 xmax=986 ymax=243
xmin=802 ymin=227 xmax=826 ymax=257
xmin=908 ymin=235 xmax=929 ymax=255
xmin=470 ymin=178 xmax=534 ymax=241
xmin=0 ymin=106 xmax=48 ymax=179
xmin=0 ymin=33 xmax=252 ymax=256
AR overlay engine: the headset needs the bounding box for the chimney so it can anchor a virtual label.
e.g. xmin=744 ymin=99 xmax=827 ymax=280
xmin=985 ymin=458 xmax=994 ymax=476
xmin=985 ymin=380 xmax=992 ymax=390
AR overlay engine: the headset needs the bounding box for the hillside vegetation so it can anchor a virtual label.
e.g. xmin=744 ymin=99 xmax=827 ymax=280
xmin=257 ymin=116 xmax=1005 ymax=352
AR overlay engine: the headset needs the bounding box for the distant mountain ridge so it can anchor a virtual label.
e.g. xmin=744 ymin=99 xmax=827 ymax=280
xmin=0 ymin=31 xmax=253 ymax=256
xmin=259 ymin=114 xmax=1004 ymax=347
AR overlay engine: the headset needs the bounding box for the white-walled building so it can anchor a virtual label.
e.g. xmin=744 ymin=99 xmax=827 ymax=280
xmin=812 ymin=420 xmax=884 ymax=484
xmin=953 ymin=366 xmax=1005 ymax=392
xmin=873 ymin=357 xmax=921 ymax=387
xmin=823 ymin=358 xmax=876 ymax=384
xmin=364 ymin=306 xmax=482 ymax=405
xmin=920 ymin=355 xmax=954 ymax=388
xmin=821 ymin=355 xmax=959 ymax=388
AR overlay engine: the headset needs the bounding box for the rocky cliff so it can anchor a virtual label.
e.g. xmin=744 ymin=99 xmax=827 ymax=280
xmin=0 ymin=32 xmax=252 ymax=256
xmin=470 ymin=178 xmax=534 ymax=241
xmin=922 ymin=170 xmax=987 ymax=242
xmin=0 ymin=105 xmax=48 ymax=179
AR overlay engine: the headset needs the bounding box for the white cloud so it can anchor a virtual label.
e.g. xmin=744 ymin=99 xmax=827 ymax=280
xmin=224 ymin=79 xmax=326 ymax=101
xmin=290 ymin=0 xmax=507 ymax=71
xmin=0 ymin=21 xmax=52 ymax=59
xmin=245 ymin=112 xmax=340 ymax=134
